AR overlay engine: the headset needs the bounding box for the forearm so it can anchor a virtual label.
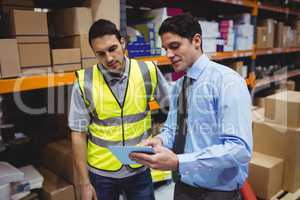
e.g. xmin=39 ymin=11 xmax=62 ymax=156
xmin=178 ymin=140 xmax=251 ymax=171
xmin=71 ymin=132 xmax=90 ymax=185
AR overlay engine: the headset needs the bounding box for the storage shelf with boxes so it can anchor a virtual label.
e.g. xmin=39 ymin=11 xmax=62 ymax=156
xmin=250 ymin=91 xmax=300 ymax=199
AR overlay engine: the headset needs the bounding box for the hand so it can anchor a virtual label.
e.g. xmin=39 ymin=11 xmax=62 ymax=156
xmin=81 ymin=183 xmax=98 ymax=200
xmin=130 ymin=146 xmax=179 ymax=171
xmin=138 ymin=137 xmax=163 ymax=148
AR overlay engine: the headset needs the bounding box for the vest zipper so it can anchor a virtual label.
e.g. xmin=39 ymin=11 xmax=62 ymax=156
xmin=121 ymin=108 xmax=125 ymax=146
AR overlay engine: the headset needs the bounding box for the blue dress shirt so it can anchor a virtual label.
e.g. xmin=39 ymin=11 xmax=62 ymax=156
xmin=158 ymin=54 xmax=252 ymax=191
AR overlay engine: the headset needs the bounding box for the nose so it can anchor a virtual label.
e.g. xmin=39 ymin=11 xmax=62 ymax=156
xmin=166 ymin=49 xmax=175 ymax=58
xmin=105 ymin=52 xmax=113 ymax=63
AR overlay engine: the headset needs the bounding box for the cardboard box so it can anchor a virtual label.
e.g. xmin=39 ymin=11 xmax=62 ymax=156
xmin=0 ymin=6 xmax=32 ymax=37
xmin=42 ymin=140 xmax=79 ymax=185
xmin=52 ymin=49 xmax=81 ymax=72
xmin=10 ymin=9 xmax=48 ymax=36
xmin=38 ymin=167 xmax=75 ymax=200
xmin=283 ymin=26 xmax=290 ymax=48
xmin=264 ymin=91 xmax=300 ymax=128
xmin=228 ymin=61 xmax=244 ymax=77
xmin=252 ymin=107 xmax=264 ymax=122
xmin=49 ymin=7 xmax=92 ymax=37
xmin=90 ymin=0 xmax=120 ymax=28
xmin=275 ymin=22 xmax=284 ymax=48
xmin=294 ymin=20 xmax=300 ymax=34
xmin=82 ymin=58 xmax=98 ymax=69
xmin=286 ymin=80 xmax=296 ymax=91
xmin=254 ymin=97 xmax=265 ymax=108
xmin=253 ymin=120 xmax=300 ymax=192
xmin=18 ymin=42 xmax=51 ymax=69
xmin=297 ymin=34 xmax=300 ymax=47
xmin=256 ymin=27 xmax=268 ymax=49
xmin=53 ymin=35 xmax=95 ymax=59
xmin=248 ymin=152 xmax=283 ymax=200
xmin=0 ymin=39 xmax=20 ymax=78
xmin=259 ymin=19 xmax=275 ymax=48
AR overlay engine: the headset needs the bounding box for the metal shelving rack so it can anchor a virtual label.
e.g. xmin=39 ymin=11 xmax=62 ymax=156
xmin=0 ymin=0 xmax=299 ymax=97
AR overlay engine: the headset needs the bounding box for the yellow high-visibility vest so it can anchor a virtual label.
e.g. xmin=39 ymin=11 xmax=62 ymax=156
xmin=76 ymin=59 xmax=158 ymax=172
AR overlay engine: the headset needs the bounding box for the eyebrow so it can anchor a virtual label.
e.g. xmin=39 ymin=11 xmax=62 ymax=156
xmin=95 ymin=44 xmax=118 ymax=54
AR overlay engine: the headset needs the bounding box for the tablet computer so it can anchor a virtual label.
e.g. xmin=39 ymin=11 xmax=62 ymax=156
xmin=108 ymin=146 xmax=154 ymax=165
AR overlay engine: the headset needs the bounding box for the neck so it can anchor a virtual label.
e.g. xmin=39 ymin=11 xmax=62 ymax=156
xmin=188 ymin=51 xmax=203 ymax=69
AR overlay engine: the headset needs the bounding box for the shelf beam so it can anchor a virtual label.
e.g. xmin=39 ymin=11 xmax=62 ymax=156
xmin=258 ymin=3 xmax=300 ymax=16
xmin=208 ymin=50 xmax=253 ymax=60
xmin=0 ymin=72 xmax=76 ymax=94
xmin=256 ymin=47 xmax=300 ymax=56
xmin=255 ymin=69 xmax=300 ymax=90
xmin=210 ymin=0 xmax=255 ymax=8
xmin=136 ymin=56 xmax=171 ymax=65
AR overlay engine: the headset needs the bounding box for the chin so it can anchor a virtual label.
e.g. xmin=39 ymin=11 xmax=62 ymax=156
xmin=173 ymin=65 xmax=186 ymax=73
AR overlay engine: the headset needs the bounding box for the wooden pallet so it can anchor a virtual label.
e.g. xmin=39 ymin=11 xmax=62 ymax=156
xmin=270 ymin=189 xmax=300 ymax=200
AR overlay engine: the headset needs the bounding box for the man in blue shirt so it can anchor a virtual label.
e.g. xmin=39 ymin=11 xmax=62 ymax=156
xmin=131 ymin=13 xmax=252 ymax=200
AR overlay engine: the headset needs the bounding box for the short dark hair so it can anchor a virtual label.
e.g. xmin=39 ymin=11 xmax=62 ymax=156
xmin=88 ymin=19 xmax=122 ymax=47
xmin=159 ymin=13 xmax=202 ymax=41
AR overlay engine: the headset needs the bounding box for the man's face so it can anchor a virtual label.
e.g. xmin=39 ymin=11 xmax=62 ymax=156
xmin=91 ymin=34 xmax=125 ymax=74
xmin=161 ymin=32 xmax=201 ymax=72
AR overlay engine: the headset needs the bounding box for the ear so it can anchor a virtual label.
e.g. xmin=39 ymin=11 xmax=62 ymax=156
xmin=120 ymin=37 xmax=126 ymax=49
xmin=192 ymin=33 xmax=202 ymax=49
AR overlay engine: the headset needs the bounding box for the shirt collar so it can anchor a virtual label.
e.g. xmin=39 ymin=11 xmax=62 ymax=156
xmin=98 ymin=56 xmax=129 ymax=83
xmin=186 ymin=54 xmax=209 ymax=80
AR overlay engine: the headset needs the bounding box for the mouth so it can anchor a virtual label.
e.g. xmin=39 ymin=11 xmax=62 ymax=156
xmin=108 ymin=61 xmax=118 ymax=68
xmin=172 ymin=60 xmax=181 ymax=66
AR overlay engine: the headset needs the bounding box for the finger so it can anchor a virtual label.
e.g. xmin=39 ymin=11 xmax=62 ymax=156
xmin=93 ymin=189 xmax=98 ymax=200
xmin=131 ymin=153 xmax=157 ymax=166
xmin=130 ymin=152 xmax=152 ymax=161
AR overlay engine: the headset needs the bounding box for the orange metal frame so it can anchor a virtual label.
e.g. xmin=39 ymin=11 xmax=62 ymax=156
xmin=0 ymin=72 xmax=76 ymax=94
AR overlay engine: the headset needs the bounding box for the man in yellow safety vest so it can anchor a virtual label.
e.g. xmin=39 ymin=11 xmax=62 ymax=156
xmin=68 ymin=19 xmax=169 ymax=200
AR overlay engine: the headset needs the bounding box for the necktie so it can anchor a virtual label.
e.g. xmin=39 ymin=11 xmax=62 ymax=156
xmin=172 ymin=76 xmax=191 ymax=182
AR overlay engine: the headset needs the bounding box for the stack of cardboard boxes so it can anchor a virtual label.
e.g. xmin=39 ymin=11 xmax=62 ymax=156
xmin=41 ymin=139 xmax=81 ymax=200
xmin=0 ymin=1 xmax=32 ymax=78
xmin=49 ymin=7 xmax=97 ymax=69
xmin=256 ymin=18 xmax=300 ymax=49
xmin=38 ymin=167 xmax=75 ymax=200
xmin=257 ymin=19 xmax=275 ymax=49
xmin=1 ymin=1 xmax=52 ymax=75
xmin=250 ymin=91 xmax=300 ymax=199
xmin=12 ymin=9 xmax=51 ymax=75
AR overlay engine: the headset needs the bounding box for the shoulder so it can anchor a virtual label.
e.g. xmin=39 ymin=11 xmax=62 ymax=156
xmin=206 ymin=60 xmax=245 ymax=86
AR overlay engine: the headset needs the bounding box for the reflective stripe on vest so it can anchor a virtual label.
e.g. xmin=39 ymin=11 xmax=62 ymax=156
xmin=76 ymin=59 xmax=158 ymax=173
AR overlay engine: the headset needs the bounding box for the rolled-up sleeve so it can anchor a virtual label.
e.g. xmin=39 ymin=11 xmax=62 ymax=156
xmin=68 ymin=82 xmax=90 ymax=133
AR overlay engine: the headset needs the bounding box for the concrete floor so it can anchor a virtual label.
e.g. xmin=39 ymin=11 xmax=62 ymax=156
xmin=154 ymin=181 xmax=174 ymax=200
